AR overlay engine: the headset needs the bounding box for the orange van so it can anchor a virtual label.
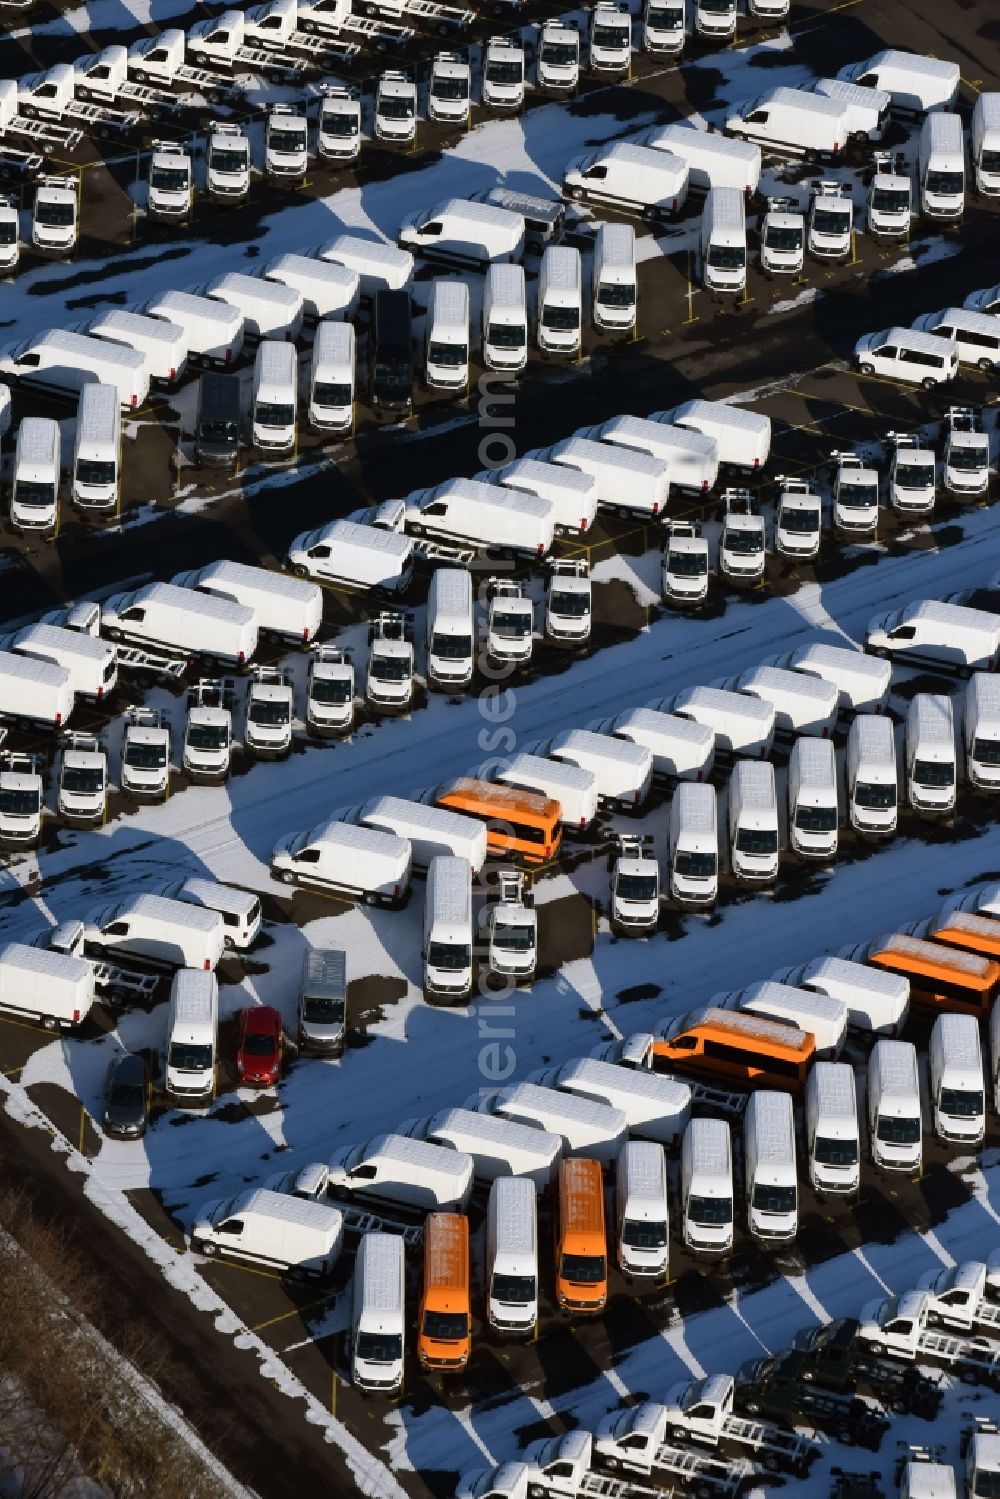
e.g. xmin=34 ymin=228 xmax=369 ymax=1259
xmin=554 ymin=1157 xmax=607 ymax=1314
xmin=417 ymin=1212 xmax=471 ymax=1371
xmin=926 ymin=910 xmax=1000 ymax=963
xmin=435 ymin=778 xmax=562 ymax=864
xmin=864 ymin=932 xmax=999 ymax=1019
xmin=650 ymin=1006 xmax=814 ymax=1092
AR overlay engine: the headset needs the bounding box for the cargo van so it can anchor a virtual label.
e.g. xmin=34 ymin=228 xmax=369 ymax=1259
xmin=643 ymin=0 xmax=685 ymax=53
xmin=641 ymin=418 xmax=720 ymax=492
xmin=271 ymin=818 xmax=411 ymax=905
xmin=399 ymin=198 xmax=525 ymax=269
xmin=417 ymin=1213 xmax=471 ymax=1371
xmin=744 ymin=1090 xmax=797 ymax=1244
xmin=362 ymin=794 xmax=487 ymax=873
xmin=851 ymin=931 xmax=999 ymax=1020
xmin=734 ymin=979 xmax=847 ymax=1059
xmin=669 ymin=782 xmax=718 ymax=905
xmin=164 ymin=969 xmax=218 ymax=1101
xmin=286 ymin=519 xmax=414 ymax=595
xmin=369 ymin=289 xmax=413 ymax=418
xmin=173 ymin=560 xmax=322 ymax=646
xmin=478 ymin=1082 xmax=628 ymax=1165
xmin=616 ymin=1142 xmax=669 ymax=1279
xmin=730 ymin=664 xmax=839 ymax=739
xmin=154 ymin=878 xmax=258 ymax=954
xmin=83 ymin=893 xmax=225 ymax=972
xmin=493 ymin=458 xmax=598 ymax=536
xmin=538 ymin=1056 xmax=691 ymax=1148
xmin=0 ymin=943 xmax=95 ymax=1031
xmin=805 ymin=1061 xmax=860 ymax=1195
xmin=251 ymin=339 xmax=298 ymax=452
xmin=965 ymin=674 xmax=1000 ymax=789
xmin=482 ymin=263 xmax=528 ymax=374
xmin=667 ymin=398 xmax=770 ymax=470
xmin=928 ymin=1012 xmax=985 ymax=1146
xmin=847 ymin=714 xmax=898 ymax=836
xmin=853 ymin=325 xmax=958 ymax=387
xmin=207 ymin=271 xmax=303 ymax=342
xmin=70 ymin=384 xmax=119 ymax=512
xmin=194 ymin=373 xmax=240 ymax=470
xmin=913 ymin=308 xmax=1000 ymax=371
xmin=318 ymin=234 xmax=414 ymax=300
xmin=603 ymin=706 xmax=715 ymax=783
xmin=544 ymin=435 xmax=669 ymax=519
xmin=486 ymin=1176 xmax=538 ymax=1332
xmin=10 ymin=623 xmax=116 ymax=701
xmin=304 ymin=321 xmax=354 ymax=436
xmin=329 ymin=1134 xmax=474 ymax=1214
xmin=664 ymin=684 xmax=774 ymax=759
xmin=681 ymin=1117 xmax=733 ymax=1256
xmin=971 ymin=91 xmax=1000 ymax=197
xmin=423 ymin=856 xmax=474 ymax=1001
xmin=906 ymin=693 xmax=957 ymax=814
xmin=102 ymin=582 xmax=258 ymax=668
xmin=592 ymin=222 xmax=637 ymax=331
xmin=537 ymin=245 xmax=583 ymax=357
xmin=554 ymin=1157 xmax=607 ymax=1313
xmin=390 ymin=477 xmax=554 ymax=559
xmin=693 ymin=0 xmax=736 ymax=41
xmin=788 ymin=736 xmax=839 ymax=861
xmin=11 ymin=417 xmax=60 ymax=534
xmin=700 ymin=186 xmax=747 ymax=297
xmin=725 ymin=87 xmax=848 ymax=160
xmin=192 ymin=1190 xmax=343 ymax=1280
xmin=808 ymin=77 xmax=891 ymax=141
xmin=142 ymin=290 xmax=244 ymax=366
xmin=563 ymin=143 xmax=689 ymax=221
xmin=352 ymin=1233 xmax=405 ymax=1395
xmin=772 ymin=954 xmax=909 ymax=1036
xmin=545 ymin=727 xmax=652 ymax=809
xmin=867 ymin=600 xmax=1000 ymax=673
xmin=425 ymin=280 xmax=470 ymax=392
xmin=918 ymin=112 xmax=965 ymax=220
xmin=643 ymin=123 xmax=760 ymax=195
xmin=784 ymin=642 xmax=892 ymax=715
xmin=263 ymin=254 xmax=360 ymax=323
xmin=653 ymin=1006 xmax=815 ymax=1092
xmin=836 ymin=49 xmax=959 ymax=114
xmin=0 ymin=653 xmax=74 ymax=732
xmin=868 ymin=1039 xmax=922 ymax=1173
xmin=426 ymin=568 xmax=474 ymax=690
xmin=297 ymin=947 xmax=347 ymax=1055
xmin=86 ymin=309 xmax=187 ymax=386
xmin=0 ymin=329 xmax=149 ymax=409
xmin=497 ymin=751 xmax=599 ymax=831
xmin=728 ymin=759 xmax=779 ymax=883
xmin=417 ymin=1108 xmax=561 ymax=1193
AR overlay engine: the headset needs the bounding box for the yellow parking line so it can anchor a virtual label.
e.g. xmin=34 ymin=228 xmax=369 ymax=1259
xmin=0 ymin=1014 xmax=48 ymax=1034
xmin=3 ymin=1064 xmax=24 ymax=1077
xmin=208 ymin=1259 xmax=282 ymax=1282
xmin=79 ymin=1107 xmax=87 ymax=1154
xmin=332 ymin=1370 xmax=338 ymax=1415
xmin=251 ymin=1294 xmax=334 ymax=1333
xmin=684 ymin=251 xmax=699 ymax=324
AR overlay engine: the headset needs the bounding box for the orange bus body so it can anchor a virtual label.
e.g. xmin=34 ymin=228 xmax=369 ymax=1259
xmin=554 ymin=1157 xmax=607 ymax=1314
xmin=417 ymin=1212 xmax=471 ymax=1371
xmin=650 ymin=1006 xmax=814 ymax=1093
xmin=436 ymin=777 xmax=562 ymax=864
xmin=867 ymin=933 xmax=998 ymax=1019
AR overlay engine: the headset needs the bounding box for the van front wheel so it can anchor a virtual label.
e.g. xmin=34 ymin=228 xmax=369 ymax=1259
xmin=860 ymin=362 xmax=875 ymax=375
xmin=922 ymin=377 xmax=938 ymax=390
xmin=566 ymin=185 xmax=584 ymax=201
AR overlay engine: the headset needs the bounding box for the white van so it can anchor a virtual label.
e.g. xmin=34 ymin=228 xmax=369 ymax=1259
xmin=546 ymin=727 xmax=652 ymax=809
xmin=868 ymin=1039 xmax=922 ymax=1173
xmin=493 ymin=459 xmax=598 ymax=536
xmin=83 ymin=894 xmax=225 ymax=972
xmin=664 ymin=521 xmax=708 ymax=606
xmin=207 ymin=272 xmax=304 ymax=342
xmin=309 ymin=320 xmax=355 ymax=433
xmin=0 ymin=653 xmax=73 ymax=733
xmin=669 ymin=782 xmax=718 ymax=906
xmin=772 ymin=955 xmax=909 ymax=1036
xmin=667 ymin=398 xmax=771 ymax=470
xmin=142 ymin=290 xmax=244 ymax=367
xmin=264 ymin=255 xmax=360 ymax=323
xmin=426 ymin=568 xmax=474 ymax=690
xmin=848 ymin=714 xmax=898 ymax=837
xmin=537 ymin=246 xmax=583 ymax=357
xmin=589 ymin=1 xmax=631 ymax=71
xmin=563 ymin=143 xmax=689 ymax=221
xmin=70 ymin=384 xmax=119 ymax=512
xmin=264 ymin=102 xmax=309 ymax=181
xmin=805 ymin=1061 xmax=860 ymax=1195
xmin=734 ymin=979 xmax=847 ymax=1059
xmin=643 ymin=123 xmax=760 ymax=195
xmin=0 ymin=943 xmax=94 ymax=1031
xmin=971 ymin=91 xmax=1000 ymax=197
xmin=867 ymin=599 xmax=1000 ymax=672
xmin=361 ymin=794 xmax=487 ymax=873
xmin=159 ymin=877 xmax=260 ymax=952
xmin=681 ymin=1117 xmax=733 ymax=1256
xmin=498 ymin=752 xmax=599 ymax=831
xmin=252 ymin=339 xmax=298 ymax=453
xmin=173 ymin=560 xmax=322 ymax=645
xmin=853 ymin=325 xmax=958 ymax=387
xmin=729 ymin=759 xmax=779 ymax=884
xmin=11 ymin=417 xmax=60 ymax=535
xmin=929 ymin=1013 xmax=985 ymax=1146
xmin=329 ymin=1134 xmax=474 ymax=1214
xmin=423 ymin=856 xmax=473 ymax=1001
xmin=918 ymin=111 xmax=965 ymax=220
xmin=604 ymin=706 xmax=715 ymax=783
xmin=906 ymin=693 xmax=957 ymax=815
xmin=318 ymin=234 xmax=414 ymax=300
xmin=744 ymin=1090 xmax=797 ymax=1244
xmin=664 ymin=684 xmax=774 ymax=760
xmin=271 ymin=819 xmax=411 ymax=905
xmin=623 ymin=417 xmax=720 ymax=493
xmin=0 ymin=329 xmax=149 ymax=409
xmin=11 ymin=623 xmax=115 ymax=702
xmin=352 ymin=1233 xmax=405 ymax=1395
xmin=725 ymin=87 xmax=849 ymax=160
xmin=783 ymin=641 xmax=892 ymax=715
xmin=539 ymin=1057 xmax=691 ymax=1148
xmin=713 ymin=491 xmax=766 ymax=580
xmin=482 ymin=263 xmax=528 ymax=374
xmin=788 ymin=736 xmax=838 ymax=861
xmin=399 ymin=198 xmax=525 ymax=269
xmin=102 ymin=581 xmax=257 ymax=668
xmin=592 ymin=222 xmax=637 ymax=332
xmin=545 ymin=435 xmax=669 ymax=519
xmin=913 ymin=308 xmax=1000 ymax=371
xmin=86 ymin=309 xmax=188 ymax=386
xmin=193 ymin=1190 xmax=343 ymax=1280
xmin=486 ymin=1176 xmax=538 ymax=1332
xmin=481 ymin=35 xmax=525 ymax=109
xmin=700 ymin=186 xmax=747 ymax=297
xmin=965 ymin=674 xmax=1000 ymax=789
xmin=808 ymin=77 xmax=891 ymax=141
xmin=731 ymin=664 xmax=839 ymax=739
xmin=165 ymin=969 xmax=218 ymax=1101
xmin=616 ymin=1141 xmax=669 ymax=1280
xmin=417 ymin=1108 xmax=560 ymax=1194
xmin=836 ymin=49 xmax=959 ymax=114
xmin=643 ymin=0 xmax=685 ymax=53
xmin=694 ymin=0 xmax=736 ymax=41
xmin=477 ymin=1082 xmax=628 ymax=1166
xmin=425 ymin=280 xmax=470 ymax=391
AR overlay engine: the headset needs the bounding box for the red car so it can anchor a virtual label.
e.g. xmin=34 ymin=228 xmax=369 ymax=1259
xmin=236 ymin=1005 xmax=283 ymax=1087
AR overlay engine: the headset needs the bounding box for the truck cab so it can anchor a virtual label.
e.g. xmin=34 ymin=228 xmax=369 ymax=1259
xmin=206 ymin=123 xmax=251 ymax=201
xmin=887 ymin=432 xmax=936 ymax=515
xmin=366 ymin=611 xmax=414 ymax=710
xmin=522 ymin=1431 xmax=592 ymax=1495
xmin=375 ymin=70 xmax=417 ymax=143
xmin=662 ymin=1374 xmax=734 ymax=1445
xmin=774 ymin=475 xmax=822 ymax=561
xmin=663 ymin=520 xmax=709 ymax=607
xmin=0 ymin=752 xmax=43 ymax=845
xmin=760 ymin=197 xmax=804 ymax=277
xmin=58 ymin=734 xmax=107 ymax=824
xmin=808 ymin=180 xmax=852 ymax=261
xmin=307 ymin=645 xmax=355 ymax=735
xmin=545 ymin=559 xmax=591 ymax=643
xmin=594 ymin=1402 xmax=669 ymax=1473
xmin=121 ymin=707 xmax=170 ymax=801
xmin=610 ymin=833 xmax=659 ymax=933
xmin=719 ymin=488 xmax=766 ymax=585
xmin=487 ymin=581 xmax=533 ymax=666
xmin=916 ymin=1261 xmax=988 ymax=1331
xmin=265 ymin=103 xmax=309 ymax=181
xmin=428 ymin=52 xmax=471 ymax=123
xmin=942 ymin=407 xmax=991 ymax=498
xmin=244 ymin=668 xmax=294 ymax=757
xmin=859 ymin=1290 xmax=929 ymax=1358
xmin=832 ymin=450 xmax=879 ymax=537
xmin=318 ymin=85 xmax=362 ymax=161
xmin=868 ymin=151 xmax=911 ymax=240
xmin=488 ymin=869 xmax=537 ymax=982
xmin=148 ymin=142 xmax=193 ymax=220
xmin=183 ymin=680 xmax=234 ymax=782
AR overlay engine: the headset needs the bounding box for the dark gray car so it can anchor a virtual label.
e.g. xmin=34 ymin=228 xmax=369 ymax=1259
xmin=103 ymin=1052 xmax=149 ymax=1139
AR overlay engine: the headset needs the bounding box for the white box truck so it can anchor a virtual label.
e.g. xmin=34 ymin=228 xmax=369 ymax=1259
xmin=0 ymin=943 xmax=95 ymax=1030
xmin=0 ymin=652 xmax=74 ymax=732
xmin=286 ymin=519 xmax=414 ymax=594
xmin=172 ymin=560 xmax=322 ymax=645
xmin=102 ymin=582 xmax=258 ymax=668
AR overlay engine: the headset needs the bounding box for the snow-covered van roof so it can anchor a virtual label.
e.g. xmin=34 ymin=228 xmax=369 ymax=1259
xmin=552 ymin=728 xmax=650 ymax=768
xmin=431 ymin=1107 xmax=561 ymax=1161
xmin=501 ymin=1082 xmax=627 ymax=1132
xmin=873 ymin=933 xmax=992 ymax=978
xmin=14 ymin=622 xmax=111 ymax=664
xmin=233 ymin=1188 xmax=343 ymax=1233
xmin=682 ymin=1006 xmax=810 ymax=1048
xmin=503 ymin=752 xmax=595 ymax=792
xmin=309 ymin=820 xmax=409 ymax=860
xmin=559 ymin=1056 xmax=691 ymax=1110
xmin=366 ymin=1133 xmax=473 ymax=1181
xmin=109 ymin=892 xmax=222 ymax=932
xmin=673 ymin=781 xmax=716 ymax=829
xmin=746 ymin=1089 xmax=794 ymax=1161
xmin=198 ymin=559 xmax=318 ymax=606
xmin=931 ymin=1012 xmax=983 ymax=1070
xmin=675 ymin=685 xmax=774 ymax=724
xmin=0 ymin=942 xmax=91 ymax=985
xmin=141 ymin=581 xmax=254 ymax=626
xmin=614 ymin=706 xmax=715 ymax=748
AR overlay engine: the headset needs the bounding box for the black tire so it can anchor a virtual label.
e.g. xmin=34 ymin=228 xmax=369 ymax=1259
xmin=42 ymin=1016 xmax=59 ymax=1033
xmin=200 ymin=1240 xmax=218 ymax=1256
xmin=746 ymin=1398 xmax=761 ymax=1415
xmin=922 ymin=377 xmax=937 ymax=390
xmin=291 ymin=564 xmax=308 ymax=577
xmin=860 ymin=361 xmax=875 ymax=375
xmin=567 ymin=184 xmax=584 ymax=201
xmin=762 ymin=1453 xmax=779 ymax=1473
xmin=801 ymin=1368 xmax=816 ymax=1383
xmin=979 ymin=357 xmax=994 ymax=372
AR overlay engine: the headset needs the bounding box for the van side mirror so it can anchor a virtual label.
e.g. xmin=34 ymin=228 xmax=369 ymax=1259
xmin=296 ymin=848 xmax=321 ymax=863
xmin=746 ymin=110 xmax=768 ymax=123
xmin=309 ymin=546 xmax=330 ymax=559
xmin=219 ymin=1219 xmax=243 ymax=1235
xmin=121 ymin=607 xmax=144 ymax=622
xmin=105 ymin=922 xmax=129 ymax=936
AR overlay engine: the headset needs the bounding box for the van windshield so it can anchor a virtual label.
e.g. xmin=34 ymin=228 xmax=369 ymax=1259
xmin=14 ymin=482 xmax=56 ymax=508
xmin=550 ymin=590 xmax=590 ymax=617
xmin=560 ymin=1253 xmax=606 ymax=1283
xmin=314 ymin=382 xmax=353 ymax=408
xmin=839 ymin=480 xmax=878 ymax=508
xmin=795 ymin=805 xmax=838 ymax=832
xmin=428 ymin=942 xmax=472 ymax=971
xmin=486 ymin=322 xmax=526 ymax=350
xmin=311 ymin=677 xmax=352 ymax=704
xmin=700 ymin=0 xmax=734 ymax=11
xmin=764 ymin=224 xmax=803 ymax=252
xmin=940 ymin=1088 xmax=984 ymax=1117
xmin=872 ymin=186 xmax=909 ymax=212
xmin=813 ymin=206 xmax=851 ymax=235
xmin=973 ymin=1473 xmax=1000 ymax=1499
xmin=356 ymin=1332 xmax=403 ymax=1362
xmin=431 ymin=75 xmax=469 ymax=100
xmin=304 ymin=993 xmax=346 ymax=1023
xmin=735 ymin=828 xmax=778 ymax=854
xmin=269 ymin=126 xmax=307 ymax=153
xmin=972 ymin=737 xmax=1000 ymax=765
xmin=428 ymin=341 xmax=468 ymax=367
xmin=76 ymin=459 xmax=116 ymax=486
xmin=151 ymin=166 xmax=189 ymax=191
xmin=707 ymin=245 xmax=746 ymax=270
xmin=211 ymin=149 xmax=247 ymax=175
xmin=814 ymin=1136 xmax=858 ymax=1166
xmin=669 ymin=551 xmax=708 ymax=576
xmin=541 ymin=40 xmax=577 ymax=64
xmin=0 ymin=788 xmax=40 ymax=815
xmin=0 ymin=221 xmax=15 ymax=245
xmin=36 ymin=202 xmax=76 ymax=226
xmin=752 ymin=1184 xmax=796 ymax=1214
xmin=62 ymin=766 xmax=104 ymax=793
xmin=780 ymin=507 xmax=820 ymax=533
xmin=485 ymin=59 xmax=523 ymax=83
xmin=950 ymin=443 xmax=989 ymax=470
xmin=492 ymin=922 xmax=534 ymax=951
xmin=492 ymin=1273 xmax=535 ymax=1303
xmin=322 ymin=111 xmax=359 ymax=135
xmin=542 ymin=303 xmax=580 ymax=331
xmin=725 ymin=528 xmax=764 ymax=554
xmin=378 ymin=97 xmax=414 ymax=120
xmin=593 ymin=21 xmax=628 ymax=45
xmin=622 ymin=1218 xmax=667 ymax=1248
xmin=431 ymin=632 xmax=473 ymax=659
xmin=856 ymin=781 xmax=896 ymax=808
xmin=188 ymin=723 xmax=229 ymax=750
xmin=256 ymin=402 xmax=296 ymax=428
xmin=617 ymin=873 xmax=658 ymax=901
xmin=493 ymin=611 xmax=531 ymax=639
xmin=422 ymin=1311 xmax=469 ymax=1340
xmin=371 ymin=655 xmax=411 ymax=681
xmin=249 ymin=698 xmax=291 ymax=726
xmin=895 ymin=458 xmax=934 ymax=486
xmin=597 ymin=281 xmax=636 ymax=307
xmin=200 ymin=417 xmax=238 ymax=443
xmin=914 ymin=759 xmax=955 ymax=786
xmin=648 ymin=2 xmax=684 ymax=24
xmin=125 ymin=742 xmax=167 ymax=768
xmin=876 ymin=1115 xmax=921 ymax=1144
xmin=926 ymin=169 xmax=963 ymax=194
xmin=688 ymin=1195 xmax=732 ymax=1224
xmin=168 ymin=1042 xmax=213 ymax=1071
xmin=675 ymin=851 xmax=717 ymax=878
